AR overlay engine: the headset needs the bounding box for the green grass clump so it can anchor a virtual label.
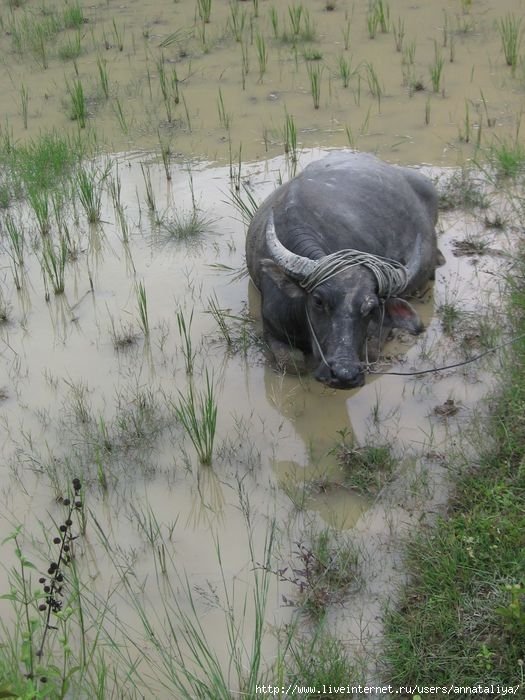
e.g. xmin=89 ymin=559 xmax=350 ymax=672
xmin=0 ymin=131 xmax=83 ymax=205
xmin=285 ymin=630 xmax=359 ymax=695
xmin=498 ymin=13 xmax=522 ymax=71
xmin=384 ymin=251 xmax=525 ymax=691
xmin=62 ymin=1 xmax=85 ymax=29
xmin=335 ymin=434 xmax=395 ymax=495
xmin=489 ymin=137 xmax=525 ymax=178
xmin=277 ymin=527 xmax=359 ymax=619
xmin=160 ymin=209 xmax=212 ymax=240
xmin=175 ymin=370 xmax=217 ymax=466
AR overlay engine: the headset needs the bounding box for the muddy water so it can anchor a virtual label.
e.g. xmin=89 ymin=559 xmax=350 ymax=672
xmin=0 ymin=0 xmax=522 ymax=694
xmin=0 ymin=147 xmax=511 ymax=694
xmin=0 ymin=0 xmax=524 ymax=164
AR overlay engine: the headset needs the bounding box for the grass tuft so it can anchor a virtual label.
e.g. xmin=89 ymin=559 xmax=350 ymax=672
xmin=175 ymin=370 xmax=217 ymax=466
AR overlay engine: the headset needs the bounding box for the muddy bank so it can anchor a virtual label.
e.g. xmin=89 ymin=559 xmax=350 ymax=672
xmin=0 ymin=0 xmax=524 ymax=164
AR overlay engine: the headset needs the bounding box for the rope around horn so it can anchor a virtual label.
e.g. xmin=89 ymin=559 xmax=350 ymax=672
xmin=299 ymin=249 xmax=409 ymax=297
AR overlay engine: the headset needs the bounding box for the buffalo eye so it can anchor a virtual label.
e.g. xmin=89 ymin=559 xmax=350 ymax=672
xmin=311 ymin=292 xmax=325 ymax=311
xmin=360 ymin=295 xmax=378 ymax=317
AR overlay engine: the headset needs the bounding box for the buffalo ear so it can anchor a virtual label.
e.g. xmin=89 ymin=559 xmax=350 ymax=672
xmin=261 ymin=259 xmax=305 ymax=299
xmin=383 ymin=297 xmax=424 ymax=335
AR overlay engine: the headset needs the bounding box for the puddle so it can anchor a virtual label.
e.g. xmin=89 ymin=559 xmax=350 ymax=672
xmin=0 ymin=146 xmax=513 ymax=694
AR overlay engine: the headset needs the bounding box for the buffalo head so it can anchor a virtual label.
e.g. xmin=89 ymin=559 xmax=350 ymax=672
xmin=261 ymin=211 xmax=425 ymax=389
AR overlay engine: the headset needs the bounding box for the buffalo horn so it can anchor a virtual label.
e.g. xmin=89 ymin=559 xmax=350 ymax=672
xmin=401 ymin=231 xmax=423 ymax=290
xmin=265 ymin=210 xmax=318 ymax=281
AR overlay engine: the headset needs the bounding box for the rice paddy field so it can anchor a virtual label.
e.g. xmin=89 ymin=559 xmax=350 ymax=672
xmin=0 ymin=0 xmax=524 ymax=697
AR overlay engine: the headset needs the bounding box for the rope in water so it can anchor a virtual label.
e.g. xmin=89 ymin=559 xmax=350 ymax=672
xmin=300 ymin=249 xmax=409 ymax=297
xmin=367 ymin=332 xmax=525 ymax=377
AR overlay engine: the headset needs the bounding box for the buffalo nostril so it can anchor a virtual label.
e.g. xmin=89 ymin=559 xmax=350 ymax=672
xmin=323 ymin=363 xmax=365 ymax=389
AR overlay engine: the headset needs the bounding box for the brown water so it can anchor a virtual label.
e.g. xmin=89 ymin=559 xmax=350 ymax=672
xmin=0 ymin=0 xmax=521 ymax=694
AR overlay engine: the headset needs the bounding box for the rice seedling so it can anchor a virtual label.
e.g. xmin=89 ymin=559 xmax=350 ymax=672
xmin=228 ymin=140 xmax=243 ymax=191
xmin=63 ymin=1 xmax=85 ymax=29
xmin=228 ymin=0 xmax=246 ymax=42
xmin=425 ymin=96 xmax=431 ymax=125
xmin=365 ymin=61 xmax=383 ymax=110
xmin=448 ymin=33 xmax=456 ymax=63
xmin=366 ymin=7 xmax=379 ymax=39
xmin=288 ymin=4 xmax=303 ymax=39
xmin=216 ymin=88 xmax=231 ymax=130
xmin=376 ymin=0 xmax=390 ymax=33
xmin=171 ymin=66 xmax=180 ymax=105
xmin=429 ymin=41 xmax=445 ymax=93
xmin=115 ymin=200 xmax=129 ymax=241
xmin=479 ymin=90 xmax=495 ymax=128
xmin=141 ymin=164 xmax=156 ymax=213
xmin=207 ymin=293 xmax=233 ymax=347
xmin=112 ymin=97 xmax=128 ymax=133
xmin=197 ymin=0 xmax=212 ymax=24
xmin=27 ymin=14 xmax=61 ymax=67
xmin=175 ymin=370 xmax=217 ymax=465
xmin=136 ymin=280 xmax=150 ymax=337
xmin=4 ymin=215 xmax=25 ymax=289
xmin=345 ymin=124 xmax=355 ymax=147
xmin=28 ymin=187 xmax=51 ymax=236
xmin=402 ymin=39 xmax=416 ymax=65
xmin=159 ymin=26 xmax=192 ymax=54
xmin=306 ymin=61 xmax=323 ymax=109
xmin=181 ymin=92 xmax=192 ymax=132
xmin=20 ymin=84 xmax=29 ymax=129
xmin=338 ymin=54 xmax=355 ymax=88
xmin=158 ymin=135 xmax=172 ymax=181
xmin=0 ymin=284 xmax=10 ymax=323
xmin=240 ymin=38 xmax=249 ymax=76
xmin=303 ymin=48 xmax=323 ymax=61
xmin=393 ymin=16 xmax=404 ymax=51
xmin=41 ymin=234 xmax=68 ymax=295
xmin=75 ymin=164 xmax=107 ymax=224
xmin=460 ymin=99 xmax=471 ymax=143
xmin=269 ymin=6 xmax=279 ymax=39
xmin=226 ymin=181 xmax=259 ymax=227
xmin=176 ymin=308 xmax=195 ymax=375
xmin=96 ymin=54 xmax=110 ymax=98
xmin=301 ymin=9 xmax=316 ymax=41
xmin=157 ymin=54 xmax=174 ymax=123
xmin=342 ymin=15 xmax=351 ymax=50
xmin=282 ymin=110 xmax=298 ymax=163
xmin=66 ymin=78 xmax=87 ymax=127
xmin=255 ymin=32 xmax=268 ymax=82
xmin=498 ymin=14 xmax=522 ymax=72
xmin=58 ymin=31 xmax=82 ymax=61
xmin=112 ymin=18 xmax=124 ymax=51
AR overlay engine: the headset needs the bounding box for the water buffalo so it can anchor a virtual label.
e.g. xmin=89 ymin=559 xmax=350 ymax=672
xmin=245 ymin=152 xmax=442 ymax=389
